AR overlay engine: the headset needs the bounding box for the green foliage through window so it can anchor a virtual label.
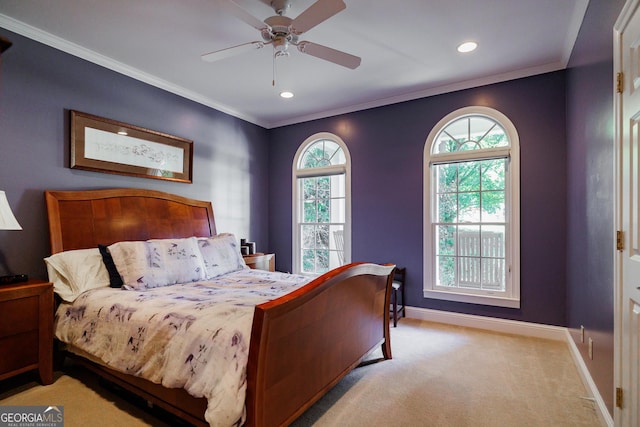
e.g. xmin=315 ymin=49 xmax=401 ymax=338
xmin=296 ymin=138 xmax=347 ymax=274
xmin=432 ymin=117 xmax=509 ymax=291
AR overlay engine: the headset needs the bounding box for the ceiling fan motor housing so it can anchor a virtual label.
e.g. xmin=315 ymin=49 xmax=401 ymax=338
xmin=270 ymin=0 xmax=292 ymax=16
xmin=263 ymin=15 xmax=298 ymax=46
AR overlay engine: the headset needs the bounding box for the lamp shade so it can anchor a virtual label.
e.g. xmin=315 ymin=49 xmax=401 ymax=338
xmin=0 ymin=191 xmax=22 ymax=230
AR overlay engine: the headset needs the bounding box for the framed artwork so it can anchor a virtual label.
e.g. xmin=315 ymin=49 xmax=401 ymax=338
xmin=70 ymin=110 xmax=193 ymax=183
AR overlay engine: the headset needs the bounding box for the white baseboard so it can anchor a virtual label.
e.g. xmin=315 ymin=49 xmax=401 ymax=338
xmin=564 ymin=330 xmax=614 ymax=427
xmin=405 ymin=306 xmax=567 ymax=340
xmin=405 ymin=306 xmax=611 ymax=426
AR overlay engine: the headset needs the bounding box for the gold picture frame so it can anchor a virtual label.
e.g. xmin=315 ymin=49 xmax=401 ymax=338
xmin=70 ymin=110 xmax=193 ymax=183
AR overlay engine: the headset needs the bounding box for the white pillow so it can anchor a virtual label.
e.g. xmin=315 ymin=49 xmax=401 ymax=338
xmin=108 ymin=237 xmax=206 ymax=290
xmin=44 ymin=248 xmax=111 ymax=302
xmin=197 ymin=233 xmax=248 ymax=279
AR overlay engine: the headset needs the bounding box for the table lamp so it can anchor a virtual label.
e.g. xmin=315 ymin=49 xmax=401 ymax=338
xmin=0 ymin=191 xmax=28 ymax=284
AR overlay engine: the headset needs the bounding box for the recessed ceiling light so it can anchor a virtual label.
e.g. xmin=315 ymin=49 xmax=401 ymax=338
xmin=457 ymin=41 xmax=478 ymax=53
xmin=280 ymin=91 xmax=294 ymax=99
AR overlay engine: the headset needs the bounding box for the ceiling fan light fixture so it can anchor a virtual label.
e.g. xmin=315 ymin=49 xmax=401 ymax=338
xmin=280 ymin=91 xmax=294 ymax=99
xmin=457 ymin=41 xmax=478 ymax=53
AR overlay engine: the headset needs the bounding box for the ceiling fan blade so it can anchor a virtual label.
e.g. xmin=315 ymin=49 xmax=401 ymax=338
xmin=291 ymin=0 xmax=346 ymax=34
xmin=220 ymin=0 xmax=269 ymax=31
xmin=201 ymin=41 xmax=265 ymax=62
xmin=297 ymin=41 xmax=361 ymax=69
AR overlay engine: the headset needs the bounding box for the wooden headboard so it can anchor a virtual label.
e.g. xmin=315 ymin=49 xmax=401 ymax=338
xmin=45 ymin=188 xmax=216 ymax=254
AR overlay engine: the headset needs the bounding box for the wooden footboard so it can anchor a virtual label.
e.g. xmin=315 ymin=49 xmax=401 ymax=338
xmin=246 ymin=263 xmax=395 ymax=427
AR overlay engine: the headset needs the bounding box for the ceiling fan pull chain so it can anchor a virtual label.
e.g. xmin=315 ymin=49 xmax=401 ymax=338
xmin=272 ymin=52 xmax=277 ymax=87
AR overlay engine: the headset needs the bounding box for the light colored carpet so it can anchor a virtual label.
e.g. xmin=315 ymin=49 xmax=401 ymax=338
xmin=0 ymin=318 xmax=601 ymax=427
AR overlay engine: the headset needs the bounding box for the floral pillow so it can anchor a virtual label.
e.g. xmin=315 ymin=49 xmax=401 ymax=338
xmin=197 ymin=233 xmax=248 ymax=279
xmin=108 ymin=237 xmax=206 ymax=290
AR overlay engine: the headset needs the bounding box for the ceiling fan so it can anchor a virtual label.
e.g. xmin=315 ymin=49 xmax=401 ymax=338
xmin=202 ymin=0 xmax=361 ymax=70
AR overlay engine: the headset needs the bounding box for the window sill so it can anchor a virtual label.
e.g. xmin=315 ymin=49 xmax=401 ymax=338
xmin=423 ymin=289 xmax=520 ymax=308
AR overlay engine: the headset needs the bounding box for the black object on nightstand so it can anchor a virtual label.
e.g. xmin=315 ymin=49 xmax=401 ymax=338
xmin=0 ymin=274 xmax=29 ymax=285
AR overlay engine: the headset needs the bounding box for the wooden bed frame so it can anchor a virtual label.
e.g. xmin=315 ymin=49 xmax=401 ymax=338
xmin=45 ymin=188 xmax=394 ymax=427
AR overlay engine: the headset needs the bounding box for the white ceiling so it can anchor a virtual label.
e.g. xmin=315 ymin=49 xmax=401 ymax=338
xmin=0 ymin=0 xmax=589 ymax=129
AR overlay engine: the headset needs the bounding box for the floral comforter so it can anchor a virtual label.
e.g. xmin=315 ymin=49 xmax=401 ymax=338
xmin=54 ymin=269 xmax=311 ymax=427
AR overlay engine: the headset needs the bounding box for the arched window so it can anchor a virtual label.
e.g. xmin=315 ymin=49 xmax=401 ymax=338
xmin=292 ymin=133 xmax=351 ymax=275
xmin=424 ymin=106 xmax=520 ymax=308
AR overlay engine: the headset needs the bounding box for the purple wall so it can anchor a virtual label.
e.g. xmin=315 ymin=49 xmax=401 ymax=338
xmin=269 ymin=71 xmax=568 ymax=326
xmin=565 ymin=0 xmax=624 ymax=415
xmin=0 ymin=29 xmax=270 ymax=280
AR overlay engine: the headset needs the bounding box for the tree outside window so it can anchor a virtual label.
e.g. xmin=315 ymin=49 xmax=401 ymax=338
xmin=293 ymin=135 xmax=350 ymax=275
xmin=424 ymin=107 xmax=520 ymax=308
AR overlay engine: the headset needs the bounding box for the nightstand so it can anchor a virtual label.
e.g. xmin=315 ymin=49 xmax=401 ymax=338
xmin=243 ymin=253 xmax=275 ymax=272
xmin=0 ymin=280 xmax=54 ymax=385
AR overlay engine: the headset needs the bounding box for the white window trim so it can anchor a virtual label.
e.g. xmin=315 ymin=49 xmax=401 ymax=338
xmin=423 ymin=106 xmax=521 ymax=308
xmin=292 ymin=132 xmax=352 ymax=275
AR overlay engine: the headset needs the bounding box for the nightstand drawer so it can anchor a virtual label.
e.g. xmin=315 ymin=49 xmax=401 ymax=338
xmin=0 ymin=281 xmax=54 ymax=385
xmin=0 ymin=331 xmax=39 ymax=374
xmin=0 ymin=295 xmax=39 ymax=337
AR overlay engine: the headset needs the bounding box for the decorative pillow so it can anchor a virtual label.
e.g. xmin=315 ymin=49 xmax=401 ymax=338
xmin=44 ymin=248 xmax=111 ymax=302
xmin=98 ymin=244 xmax=124 ymax=288
xmin=197 ymin=233 xmax=248 ymax=279
xmin=108 ymin=237 xmax=206 ymax=290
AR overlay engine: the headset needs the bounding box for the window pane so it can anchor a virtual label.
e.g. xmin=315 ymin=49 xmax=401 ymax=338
xmin=458 ymin=257 xmax=481 ymax=289
xmin=299 ymin=139 xmax=346 ymax=169
xmin=435 ymin=134 xmax=459 ymax=154
xmin=331 ymin=174 xmax=346 ymax=197
xmin=302 ymin=249 xmax=315 ymax=273
xmin=323 ymin=140 xmax=339 ymax=162
xmin=316 ymin=249 xmax=330 ymax=273
xmin=481 ymin=191 xmax=505 ymax=222
xmin=481 ymin=159 xmax=505 ymax=190
xmin=481 ymin=225 xmax=505 ymax=258
xmin=302 ymin=145 xmax=322 ymax=168
xmin=482 ymin=125 xmax=509 ymax=149
xmin=318 ymin=200 xmax=330 ymax=223
xmin=436 ymin=225 xmax=456 ymax=255
xmin=437 ymin=255 xmax=456 ymax=287
xmin=330 ymin=198 xmax=346 ymax=222
xmin=302 ymin=225 xmax=315 ymax=249
xmin=437 ymin=193 xmax=457 ymax=223
xmin=458 ymin=225 xmax=480 ymax=256
xmin=331 ymin=226 xmax=345 ymax=266
xmin=436 ymin=163 xmax=457 ymax=193
xmin=442 ymin=118 xmax=469 ymax=144
xmin=458 ymin=161 xmax=480 ymax=192
xmin=432 ymin=115 xmax=509 ymax=154
xmin=304 ymin=200 xmax=316 ymax=222
xmin=458 ymin=192 xmax=480 ymax=223
xmin=315 ymin=225 xmax=329 ymax=248
xmin=317 ymin=177 xmax=330 ymax=199
xmin=469 ymin=117 xmax=495 ymax=143
xmin=482 ymin=258 xmax=504 ymax=290
xmin=333 ymin=148 xmax=346 ymax=165
xmin=302 ymin=178 xmax=316 ymax=199
xmin=330 ymin=225 xmax=343 ymax=251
